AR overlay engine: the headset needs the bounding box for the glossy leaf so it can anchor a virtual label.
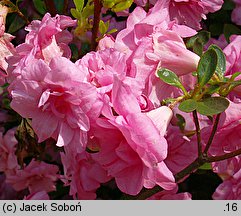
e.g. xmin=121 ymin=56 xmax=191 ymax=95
xmin=179 ymin=99 xmax=197 ymax=113
xmin=197 ymin=49 xmax=218 ymax=87
xmin=196 ymin=97 xmax=229 ymax=116
xmin=208 ymin=45 xmax=226 ymax=79
xmin=157 ymin=68 xmax=184 ymax=89
xmin=74 ymin=0 xmax=84 ymax=11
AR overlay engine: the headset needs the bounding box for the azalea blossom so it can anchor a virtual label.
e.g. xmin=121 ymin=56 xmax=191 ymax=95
xmin=6 ymin=159 xmax=59 ymax=193
xmin=7 ymin=13 xmax=76 ymax=81
xmin=61 ymin=147 xmax=110 ymax=199
xmin=10 ymin=57 xmax=97 ymax=152
xmin=0 ymin=128 xmax=19 ymax=174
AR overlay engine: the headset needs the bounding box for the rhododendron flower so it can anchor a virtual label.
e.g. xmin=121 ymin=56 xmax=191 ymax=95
xmin=155 ymin=0 xmax=223 ymax=30
xmin=0 ymin=129 xmax=19 ymax=173
xmin=212 ymin=156 xmax=241 ymax=181
xmin=212 ymin=168 xmax=241 ymax=199
xmin=61 ymin=148 xmax=111 ymax=199
xmin=164 ymin=126 xmax=197 ymax=175
xmin=7 ymin=13 xmax=76 ymax=80
xmin=10 ymin=57 xmax=97 ymax=152
xmin=6 ymin=159 xmax=59 ymax=193
xmin=223 ymin=35 xmax=241 ymax=76
xmin=91 ymin=78 xmax=176 ymax=195
xmin=0 ymin=5 xmax=15 ymax=84
xmin=231 ymin=0 xmax=241 ymax=26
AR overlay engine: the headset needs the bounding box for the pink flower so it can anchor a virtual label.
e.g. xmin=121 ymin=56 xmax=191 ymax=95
xmin=164 ymin=126 xmax=197 ymax=175
xmin=0 ymin=5 xmax=15 ymax=84
xmin=223 ymin=35 xmax=241 ymax=76
xmin=213 ymin=168 xmax=241 ymax=199
xmin=10 ymin=57 xmax=97 ymax=152
xmin=212 ymin=156 xmax=241 ymax=181
xmin=6 ymin=159 xmax=59 ymax=193
xmin=24 ymin=191 xmax=50 ymax=200
xmin=0 ymin=128 xmax=19 ymax=173
xmin=148 ymin=186 xmax=192 ymax=200
xmin=91 ymin=78 xmax=176 ymax=195
xmin=231 ymin=0 xmax=241 ymax=26
xmin=158 ymin=0 xmax=223 ymax=30
xmin=0 ymin=5 xmax=8 ymax=36
xmin=7 ymin=13 xmax=76 ymax=80
xmin=60 ymin=148 xmax=110 ymax=199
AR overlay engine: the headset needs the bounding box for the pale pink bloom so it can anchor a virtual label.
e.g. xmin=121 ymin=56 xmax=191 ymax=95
xmin=164 ymin=126 xmax=197 ymax=175
xmin=223 ymin=35 xmax=241 ymax=76
xmin=60 ymin=147 xmax=110 ymax=199
xmin=97 ymin=35 xmax=115 ymax=50
xmin=10 ymin=57 xmax=97 ymax=152
xmin=232 ymin=0 xmax=241 ymax=25
xmin=148 ymin=186 xmax=192 ymax=200
xmin=0 ymin=5 xmax=8 ymax=36
xmin=7 ymin=13 xmax=76 ymax=80
xmin=0 ymin=5 xmax=15 ymax=84
xmin=6 ymin=159 xmax=59 ymax=193
xmin=212 ymin=156 xmax=241 ymax=181
xmin=76 ymin=48 xmax=128 ymax=88
xmin=91 ymin=78 xmax=175 ymax=195
xmin=110 ymin=3 xmax=199 ymax=105
xmin=155 ymin=0 xmax=223 ymax=30
xmin=24 ymin=191 xmax=50 ymax=200
xmin=213 ymin=168 xmax=241 ymax=200
xmin=114 ymin=2 xmax=196 ymax=57
xmin=0 ymin=128 xmax=19 ymax=173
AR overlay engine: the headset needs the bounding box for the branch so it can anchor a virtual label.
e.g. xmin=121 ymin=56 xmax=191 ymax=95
xmin=207 ymin=148 xmax=241 ymax=163
xmin=203 ymin=114 xmax=221 ymax=155
xmin=91 ymin=0 xmax=102 ymax=51
xmin=193 ymin=110 xmax=202 ymax=157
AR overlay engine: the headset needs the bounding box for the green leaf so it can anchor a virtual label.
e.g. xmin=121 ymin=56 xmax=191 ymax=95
xmin=178 ymin=99 xmax=197 ymax=113
xmin=107 ymin=28 xmax=118 ymax=34
xmin=199 ymin=163 xmax=212 ymax=170
xmin=193 ymin=38 xmax=203 ymax=56
xmin=230 ymin=72 xmax=241 ymax=82
xmin=157 ymin=68 xmax=184 ymax=89
xmin=197 ymin=49 xmax=218 ymax=87
xmin=196 ymin=97 xmax=229 ymax=116
xmin=186 ymin=31 xmax=210 ymax=49
xmin=99 ymin=20 xmax=108 ymax=35
xmin=7 ymin=14 xmax=25 ymax=33
xmin=208 ymin=45 xmax=226 ymax=79
xmin=176 ymin=114 xmax=186 ymax=131
xmin=70 ymin=8 xmax=81 ymax=19
xmin=111 ymin=0 xmax=133 ymax=12
xmin=33 ymin=0 xmax=47 ymax=15
xmin=74 ymin=0 xmax=84 ymax=11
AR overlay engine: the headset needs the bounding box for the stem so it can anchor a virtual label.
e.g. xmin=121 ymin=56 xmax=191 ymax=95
xmin=193 ymin=110 xmax=202 ymax=157
xmin=44 ymin=0 xmax=57 ymax=16
xmin=91 ymin=0 xmax=102 ymax=51
xmin=203 ymin=114 xmax=221 ymax=155
xmin=207 ymin=148 xmax=241 ymax=163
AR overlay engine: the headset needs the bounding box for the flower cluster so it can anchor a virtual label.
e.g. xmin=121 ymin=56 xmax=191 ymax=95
xmin=0 ymin=0 xmax=241 ymax=200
